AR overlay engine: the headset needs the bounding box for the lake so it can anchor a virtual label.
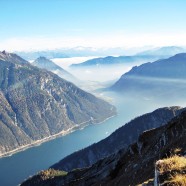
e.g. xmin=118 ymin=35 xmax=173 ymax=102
xmin=0 ymin=92 xmax=185 ymax=186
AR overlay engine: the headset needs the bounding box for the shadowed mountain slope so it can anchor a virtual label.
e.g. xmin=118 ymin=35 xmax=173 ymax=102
xmin=52 ymin=106 xmax=184 ymax=172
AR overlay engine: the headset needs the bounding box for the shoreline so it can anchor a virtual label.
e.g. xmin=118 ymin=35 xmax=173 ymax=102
xmin=0 ymin=114 xmax=116 ymax=159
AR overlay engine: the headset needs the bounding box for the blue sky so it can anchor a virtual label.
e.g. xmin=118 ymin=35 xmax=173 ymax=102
xmin=0 ymin=0 xmax=186 ymax=51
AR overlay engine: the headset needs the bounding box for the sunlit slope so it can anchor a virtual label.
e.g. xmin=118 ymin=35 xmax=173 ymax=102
xmin=0 ymin=51 xmax=116 ymax=156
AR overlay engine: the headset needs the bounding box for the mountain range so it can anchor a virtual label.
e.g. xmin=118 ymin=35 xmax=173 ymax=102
xmin=16 ymin=46 xmax=186 ymax=61
xmin=70 ymin=55 xmax=158 ymax=68
xmin=70 ymin=46 xmax=186 ymax=68
xmin=0 ymin=51 xmax=116 ymax=157
xmin=16 ymin=47 xmax=126 ymax=60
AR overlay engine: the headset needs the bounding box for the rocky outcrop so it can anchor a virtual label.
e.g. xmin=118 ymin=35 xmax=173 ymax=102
xmin=21 ymin=108 xmax=186 ymax=186
xmin=52 ymin=106 xmax=184 ymax=172
xmin=0 ymin=51 xmax=116 ymax=156
xmin=154 ymin=154 xmax=186 ymax=186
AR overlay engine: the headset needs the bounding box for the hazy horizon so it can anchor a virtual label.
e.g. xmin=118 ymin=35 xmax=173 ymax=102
xmin=1 ymin=0 xmax=186 ymax=51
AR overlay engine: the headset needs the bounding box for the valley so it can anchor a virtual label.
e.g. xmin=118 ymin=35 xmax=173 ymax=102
xmin=0 ymin=50 xmax=186 ymax=186
xmin=1 ymin=1 xmax=186 ymax=186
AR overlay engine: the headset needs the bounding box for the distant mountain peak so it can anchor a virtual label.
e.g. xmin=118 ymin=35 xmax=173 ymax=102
xmin=34 ymin=56 xmax=53 ymax=64
xmin=111 ymin=52 xmax=186 ymax=93
xmin=33 ymin=56 xmax=76 ymax=83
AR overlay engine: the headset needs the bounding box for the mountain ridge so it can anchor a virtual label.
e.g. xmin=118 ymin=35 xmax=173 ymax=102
xmin=70 ymin=55 xmax=159 ymax=68
xmin=111 ymin=53 xmax=186 ymax=95
xmin=70 ymin=47 xmax=186 ymax=68
xmin=51 ymin=106 xmax=184 ymax=172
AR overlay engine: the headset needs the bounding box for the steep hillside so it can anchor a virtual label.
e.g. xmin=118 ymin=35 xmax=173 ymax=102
xmin=0 ymin=51 xmax=116 ymax=156
xmin=32 ymin=57 xmax=76 ymax=83
xmin=52 ymin=106 xmax=184 ymax=172
xmin=21 ymin=108 xmax=186 ymax=186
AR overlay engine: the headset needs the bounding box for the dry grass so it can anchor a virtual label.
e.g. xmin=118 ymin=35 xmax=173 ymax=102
xmin=137 ymin=178 xmax=154 ymax=186
xmin=40 ymin=168 xmax=67 ymax=180
xmin=164 ymin=174 xmax=186 ymax=186
xmin=156 ymin=155 xmax=186 ymax=174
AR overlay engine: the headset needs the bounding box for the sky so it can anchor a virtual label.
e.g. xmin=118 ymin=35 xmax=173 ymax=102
xmin=0 ymin=0 xmax=186 ymax=51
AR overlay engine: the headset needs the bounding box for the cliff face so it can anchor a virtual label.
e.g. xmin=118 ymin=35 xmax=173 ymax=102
xmin=0 ymin=51 xmax=116 ymax=156
xmin=21 ymin=109 xmax=186 ymax=186
xmin=52 ymin=106 xmax=184 ymax=172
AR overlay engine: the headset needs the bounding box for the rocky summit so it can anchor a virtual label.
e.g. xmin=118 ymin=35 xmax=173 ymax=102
xmin=0 ymin=51 xmax=116 ymax=157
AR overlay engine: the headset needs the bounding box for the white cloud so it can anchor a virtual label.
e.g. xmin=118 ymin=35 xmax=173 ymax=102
xmin=0 ymin=32 xmax=186 ymax=52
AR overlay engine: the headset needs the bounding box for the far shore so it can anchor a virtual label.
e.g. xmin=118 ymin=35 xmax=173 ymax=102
xmin=0 ymin=114 xmax=116 ymax=159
